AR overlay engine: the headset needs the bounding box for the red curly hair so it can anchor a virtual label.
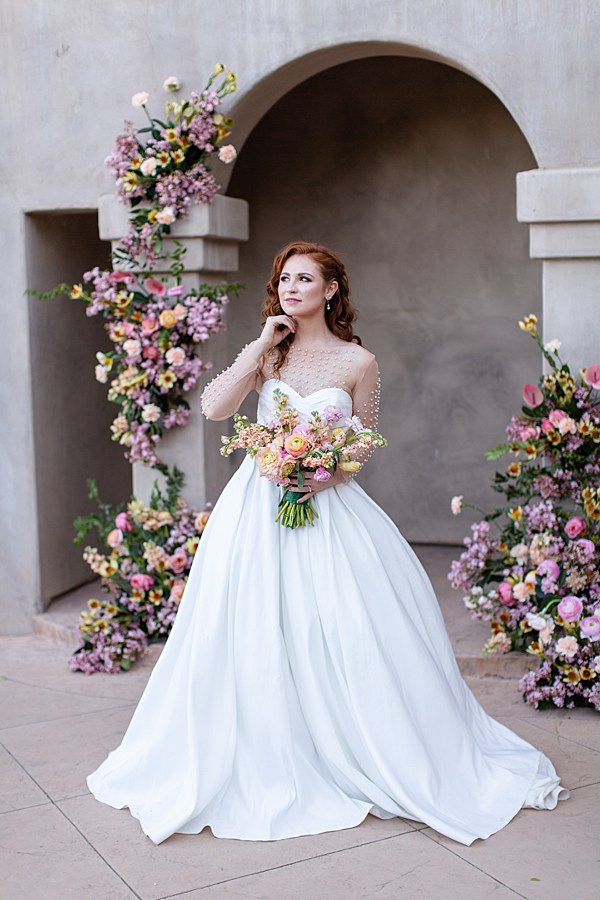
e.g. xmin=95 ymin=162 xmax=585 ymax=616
xmin=261 ymin=241 xmax=362 ymax=374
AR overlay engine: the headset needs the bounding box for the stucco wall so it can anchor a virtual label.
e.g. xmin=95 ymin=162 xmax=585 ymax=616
xmin=226 ymin=55 xmax=541 ymax=541
xmin=1 ymin=0 xmax=599 ymax=630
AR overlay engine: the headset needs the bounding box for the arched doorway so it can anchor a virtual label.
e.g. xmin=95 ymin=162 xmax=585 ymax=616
xmin=226 ymin=55 xmax=540 ymax=543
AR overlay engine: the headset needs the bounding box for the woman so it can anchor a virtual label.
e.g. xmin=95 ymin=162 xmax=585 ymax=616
xmin=87 ymin=241 xmax=570 ymax=845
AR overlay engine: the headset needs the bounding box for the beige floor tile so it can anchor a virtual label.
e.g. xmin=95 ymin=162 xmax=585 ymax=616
xmin=0 ymin=635 xmax=161 ymax=704
xmin=0 ymin=803 xmax=137 ymax=900
xmin=421 ymin=781 xmax=600 ymax=900
xmin=59 ymin=794 xmax=418 ymax=899
xmin=491 ymin=716 xmax=599 ymax=790
xmin=464 ymin=675 xmax=562 ymax=720
xmin=1 ymin=704 xmax=136 ymax=801
xmin=0 ymin=743 xmax=48 ymax=814
xmin=0 ymin=676 xmax=134 ymax=730
xmin=522 ymin=707 xmax=600 ymax=754
xmin=177 ymin=830 xmax=517 ymax=900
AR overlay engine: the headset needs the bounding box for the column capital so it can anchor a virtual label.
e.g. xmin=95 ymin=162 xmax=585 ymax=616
xmin=516 ymin=167 xmax=600 ymax=259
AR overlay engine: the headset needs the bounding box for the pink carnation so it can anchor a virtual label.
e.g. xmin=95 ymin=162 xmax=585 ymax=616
xmin=497 ymin=581 xmax=515 ymax=606
xmin=130 ymin=573 xmax=154 ymax=591
xmin=115 ymin=512 xmax=133 ymax=532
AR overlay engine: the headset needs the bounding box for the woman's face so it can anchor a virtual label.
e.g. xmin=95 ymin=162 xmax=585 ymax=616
xmin=278 ymin=254 xmax=337 ymax=319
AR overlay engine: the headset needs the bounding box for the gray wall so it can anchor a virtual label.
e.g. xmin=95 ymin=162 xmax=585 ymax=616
xmin=25 ymin=213 xmax=131 ymax=608
xmin=228 ymin=56 xmax=541 ymax=542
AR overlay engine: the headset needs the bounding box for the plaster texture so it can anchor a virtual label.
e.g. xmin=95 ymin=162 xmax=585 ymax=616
xmin=1 ymin=1 xmax=599 ymax=630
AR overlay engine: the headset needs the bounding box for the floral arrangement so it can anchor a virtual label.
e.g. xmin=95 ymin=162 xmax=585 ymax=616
xmin=105 ymin=66 xmax=238 ymax=264
xmin=69 ymin=468 xmax=211 ymax=673
xmin=448 ymin=314 xmax=600 ymax=711
xmin=220 ymin=387 xmax=388 ymax=527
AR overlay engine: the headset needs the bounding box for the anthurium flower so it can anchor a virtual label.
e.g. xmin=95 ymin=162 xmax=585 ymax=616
xmin=583 ymin=364 xmax=600 ymax=388
xmin=522 ymin=383 xmax=543 ymax=407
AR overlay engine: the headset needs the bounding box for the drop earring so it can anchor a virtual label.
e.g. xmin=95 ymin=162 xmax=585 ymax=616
xmin=326 ymin=294 xmax=331 ymax=312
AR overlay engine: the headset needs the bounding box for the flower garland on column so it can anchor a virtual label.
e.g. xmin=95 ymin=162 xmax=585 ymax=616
xmin=449 ymin=315 xmax=600 ymax=711
xmin=27 ymin=67 xmax=242 ymax=672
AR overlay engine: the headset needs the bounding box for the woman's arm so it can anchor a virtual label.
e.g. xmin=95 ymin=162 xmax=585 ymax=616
xmin=200 ymin=314 xmax=297 ymax=421
xmin=200 ymin=339 xmax=267 ymax=421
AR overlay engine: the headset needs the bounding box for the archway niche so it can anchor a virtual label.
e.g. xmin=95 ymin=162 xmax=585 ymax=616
xmin=227 ymin=55 xmax=541 ymax=543
xmin=25 ymin=212 xmax=132 ymax=609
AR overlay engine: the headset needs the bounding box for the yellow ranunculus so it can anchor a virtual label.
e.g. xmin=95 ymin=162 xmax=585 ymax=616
xmin=159 ymin=309 xmax=177 ymax=328
xmin=339 ymin=460 xmax=361 ymax=473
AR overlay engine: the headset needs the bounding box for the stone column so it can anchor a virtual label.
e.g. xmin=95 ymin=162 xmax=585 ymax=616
xmin=98 ymin=193 xmax=249 ymax=508
xmin=516 ymin=168 xmax=600 ymax=371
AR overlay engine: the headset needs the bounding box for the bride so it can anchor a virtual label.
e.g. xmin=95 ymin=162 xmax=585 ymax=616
xmin=87 ymin=240 xmax=571 ymax=846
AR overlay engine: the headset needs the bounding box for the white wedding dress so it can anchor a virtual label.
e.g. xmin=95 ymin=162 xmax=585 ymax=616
xmin=87 ymin=342 xmax=570 ymax=846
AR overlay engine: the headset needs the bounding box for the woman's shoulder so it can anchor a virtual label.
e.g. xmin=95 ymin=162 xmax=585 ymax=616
xmin=346 ymin=341 xmax=378 ymax=370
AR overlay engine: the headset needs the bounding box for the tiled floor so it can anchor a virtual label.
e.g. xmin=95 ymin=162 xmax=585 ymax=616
xmin=1 ymin=546 xmax=596 ymax=899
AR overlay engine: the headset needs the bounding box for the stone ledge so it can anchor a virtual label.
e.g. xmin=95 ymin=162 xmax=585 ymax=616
xmin=517 ymin=166 xmax=600 ymax=223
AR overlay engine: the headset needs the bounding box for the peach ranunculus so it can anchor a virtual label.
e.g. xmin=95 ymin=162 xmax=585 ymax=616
xmin=522 ymin=383 xmax=544 ymax=407
xmin=141 ymin=315 xmax=160 ymax=335
xmin=284 ymin=434 xmax=309 ymax=458
xmin=195 ymin=511 xmax=211 ymax=532
xmin=159 ymin=309 xmax=177 ymax=328
xmin=583 ymin=364 xmax=600 ymax=388
xmin=278 ymin=456 xmax=297 ymax=479
xmin=106 ymin=528 xmax=123 ymax=548
xmin=255 ymin=446 xmax=280 ymax=478
xmin=166 ymin=347 xmax=186 ymax=366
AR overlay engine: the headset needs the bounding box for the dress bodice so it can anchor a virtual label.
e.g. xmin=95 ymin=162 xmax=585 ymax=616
xmin=257 ymin=378 xmax=353 ymax=426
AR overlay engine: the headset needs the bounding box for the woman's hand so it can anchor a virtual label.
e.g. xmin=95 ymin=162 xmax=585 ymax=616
xmin=286 ymin=467 xmax=348 ymax=502
xmin=257 ymin=315 xmax=297 ymax=353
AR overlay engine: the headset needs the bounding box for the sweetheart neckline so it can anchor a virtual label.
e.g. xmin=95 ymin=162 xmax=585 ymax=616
xmin=261 ymin=378 xmax=353 ymax=405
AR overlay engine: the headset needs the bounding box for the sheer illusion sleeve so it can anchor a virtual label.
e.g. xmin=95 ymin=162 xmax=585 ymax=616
xmin=341 ymin=354 xmax=381 ymax=482
xmin=200 ymin=339 xmax=267 ymax=421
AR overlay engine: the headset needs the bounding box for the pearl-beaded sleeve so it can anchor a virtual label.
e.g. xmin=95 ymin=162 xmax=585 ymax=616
xmin=343 ymin=354 xmax=381 ymax=476
xmin=200 ymin=339 xmax=266 ymax=421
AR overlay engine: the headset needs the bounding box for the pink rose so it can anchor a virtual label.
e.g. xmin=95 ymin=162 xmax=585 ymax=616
xmin=168 ymin=548 xmax=188 ymax=574
xmin=142 ymin=345 xmax=159 ymax=360
xmin=169 ymin=579 xmax=186 ymax=603
xmin=565 ymin=517 xmax=586 ymax=539
xmin=520 ymin=425 xmax=540 ymax=441
xmin=130 ymin=573 xmax=154 ymax=591
xmin=537 ymin=559 xmax=560 ymax=581
xmin=144 ymin=278 xmax=166 ymax=296
xmin=583 ymin=364 xmax=600 ymax=388
xmin=541 ymin=417 xmax=555 ymax=435
xmin=557 ymin=595 xmax=583 ymax=622
xmin=106 ymin=528 xmax=123 ymax=548
xmin=166 ymin=347 xmax=186 ymax=366
xmin=497 ymin=581 xmax=515 ymax=606
xmin=141 ymin=315 xmax=160 ymax=336
xmin=313 ymin=466 xmax=332 ymax=482
xmin=522 ymin=383 xmax=543 ymax=407
xmin=580 ymin=616 xmax=600 ymax=639
xmin=549 ymin=409 xmax=567 ymax=427
xmin=576 ymin=539 xmax=595 ymax=560
xmin=115 ymin=512 xmax=133 ymax=532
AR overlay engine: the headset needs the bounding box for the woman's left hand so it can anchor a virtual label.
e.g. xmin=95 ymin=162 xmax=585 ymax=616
xmin=286 ymin=468 xmax=348 ymax=502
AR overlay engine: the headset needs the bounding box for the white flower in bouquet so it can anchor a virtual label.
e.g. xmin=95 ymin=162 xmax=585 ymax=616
xmin=95 ymin=364 xmax=108 ymax=383
xmin=140 ymin=157 xmax=158 ymax=177
xmin=218 ymin=144 xmax=237 ymax=164
xmin=163 ymin=76 xmax=181 ymax=92
xmin=156 ymin=206 xmax=176 ymax=225
xmin=142 ymin=404 xmax=161 ymax=423
xmin=131 ymin=91 xmax=150 ymax=107
xmin=451 ymin=495 xmax=463 ymax=515
xmin=544 ymin=338 xmax=561 ymax=354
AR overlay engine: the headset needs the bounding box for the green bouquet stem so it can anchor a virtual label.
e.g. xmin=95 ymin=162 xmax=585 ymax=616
xmin=275 ymin=488 xmax=319 ymax=528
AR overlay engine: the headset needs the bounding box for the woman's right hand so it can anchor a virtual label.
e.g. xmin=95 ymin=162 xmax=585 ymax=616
xmin=257 ymin=315 xmax=297 ymax=352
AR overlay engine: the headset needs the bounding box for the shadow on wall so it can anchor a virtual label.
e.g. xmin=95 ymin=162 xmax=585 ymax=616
xmin=225 ymin=54 xmax=542 ymax=543
xmin=25 ymin=212 xmax=131 ymax=610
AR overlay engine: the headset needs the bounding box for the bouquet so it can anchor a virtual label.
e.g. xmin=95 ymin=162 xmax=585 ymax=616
xmin=220 ymin=387 xmax=387 ymax=527
xmin=448 ymin=313 xmax=600 ymax=711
